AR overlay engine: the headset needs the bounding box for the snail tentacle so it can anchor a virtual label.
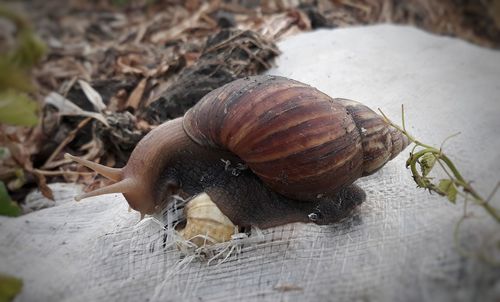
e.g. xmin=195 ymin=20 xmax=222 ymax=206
xmin=65 ymin=153 xmax=123 ymax=181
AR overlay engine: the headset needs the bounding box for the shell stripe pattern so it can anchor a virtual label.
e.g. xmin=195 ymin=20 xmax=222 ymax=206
xmin=337 ymin=98 xmax=409 ymax=175
xmin=184 ymin=76 xmax=371 ymax=201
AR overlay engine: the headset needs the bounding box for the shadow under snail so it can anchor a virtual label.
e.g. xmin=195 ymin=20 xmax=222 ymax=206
xmin=66 ymin=75 xmax=409 ymax=245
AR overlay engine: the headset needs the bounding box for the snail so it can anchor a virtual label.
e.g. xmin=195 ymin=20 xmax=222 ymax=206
xmin=66 ymin=75 xmax=408 ymax=244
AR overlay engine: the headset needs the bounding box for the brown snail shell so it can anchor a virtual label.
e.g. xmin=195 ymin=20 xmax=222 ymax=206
xmin=184 ymin=75 xmax=408 ymax=201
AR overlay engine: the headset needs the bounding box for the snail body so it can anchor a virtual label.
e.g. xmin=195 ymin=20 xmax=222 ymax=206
xmin=67 ymin=75 xmax=408 ymax=232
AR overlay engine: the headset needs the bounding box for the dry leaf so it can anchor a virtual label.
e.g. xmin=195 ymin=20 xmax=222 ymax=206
xmin=126 ymin=78 xmax=147 ymax=110
xmin=33 ymin=171 xmax=54 ymax=201
xmin=150 ymin=2 xmax=213 ymax=43
xmin=77 ymin=80 xmax=107 ymax=112
xmin=44 ymin=92 xmax=109 ymax=126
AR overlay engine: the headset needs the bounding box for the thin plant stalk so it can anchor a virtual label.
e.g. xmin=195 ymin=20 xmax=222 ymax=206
xmin=378 ymin=106 xmax=499 ymax=224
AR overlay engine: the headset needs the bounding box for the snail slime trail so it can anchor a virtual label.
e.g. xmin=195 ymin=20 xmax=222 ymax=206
xmin=67 ymin=75 xmax=409 ymax=245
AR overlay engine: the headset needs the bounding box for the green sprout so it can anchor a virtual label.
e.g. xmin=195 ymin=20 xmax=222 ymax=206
xmin=379 ymin=106 xmax=499 ymax=263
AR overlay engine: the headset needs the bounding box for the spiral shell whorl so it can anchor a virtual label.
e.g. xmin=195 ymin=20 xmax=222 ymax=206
xmin=388 ymin=126 xmax=410 ymax=160
xmin=337 ymin=98 xmax=409 ymax=175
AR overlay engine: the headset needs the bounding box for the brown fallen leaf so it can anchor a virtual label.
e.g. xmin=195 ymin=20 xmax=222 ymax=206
xmin=150 ymin=2 xmax=213 ymax=44
xmin=41 ymin=117 xmax=92 ymax=170
xmin=1 ymin=138 xmax=54 ymax=201
xmin=116 ymin=54 xmax=148 ymax=76
xmin=126 ymin=78 xmax=147 ymax=111
xmin=32 ymin=171 xmax=54 ymax=200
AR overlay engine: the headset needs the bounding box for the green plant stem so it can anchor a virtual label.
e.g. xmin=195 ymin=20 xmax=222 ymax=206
xmin=410 ymin=149 xmax=500 ymax=223
xmin=378 ymin=108 xmax=500 ymax=224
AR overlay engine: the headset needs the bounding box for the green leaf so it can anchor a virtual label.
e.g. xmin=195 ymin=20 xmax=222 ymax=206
xmin=0 ymin=5 xmax=45 ymax=69
xmin=10 ymin=29 xmax=46 ymax=68
xmin=420 ymin=153 xmax=437 ymax=176
xmin=0 ymin=181 xmax=21 ymax=217
xmin=0 ymin=90 xmax=38 ymax=126
xmin=0 ymin=58 xmax=34 ymax=92
xmin=0 ymin=273 xmax=23 ymax=302
xmin=438 ymin=179 xmax=458 ymax=203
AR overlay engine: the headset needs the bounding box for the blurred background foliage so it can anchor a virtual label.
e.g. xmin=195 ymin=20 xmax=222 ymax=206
xmin=0 ymin=5 xmax=45 ymax=127
xmin=0 ymin=5 xmax=45 ymax=217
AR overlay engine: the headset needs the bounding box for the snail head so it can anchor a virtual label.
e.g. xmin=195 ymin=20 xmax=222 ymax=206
xmin=64 ymin=153 xmax=158 ymax=218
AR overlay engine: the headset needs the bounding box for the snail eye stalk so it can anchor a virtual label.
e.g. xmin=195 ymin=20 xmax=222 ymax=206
xmin=65 ymin=153 xmax=134 ymax=201
xmin=74 ymin=178 xmax=135 ymax=201
xmin=64 ymin=153 xmax=123 ymax=182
